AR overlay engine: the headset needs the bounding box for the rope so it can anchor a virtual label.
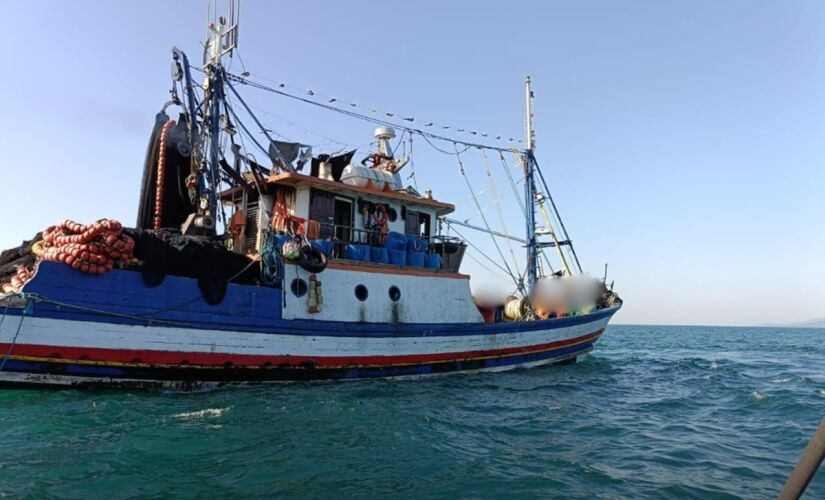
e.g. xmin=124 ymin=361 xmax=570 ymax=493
xmin=531 ymin=153 xmax=583 ymax=273
xmin=499 ymin=152 xmax=528 ymax=218
xmin=259 ymin=232 xmax=283 ymax=286
xmin=462 ymin=250 xmax=513 ymax=285
xmin=454 ymin=147 xmax=521 ymax=289
xmin=499 ymin=151 xmax=553 ymax=274
xmin=24 ymin=293 xmax=212 ymax=329
xmin=224 ymin=76 xmax=295 ymax=172
xmin=481 ymin=149 xmax=521 ymax=278
xmin=221 ymin=68 xmax=522 ymax=149
xmin=222 ymin=71 xmax=523 ymax=155
xmin=445 ymin=223 xmax=516 ymax=279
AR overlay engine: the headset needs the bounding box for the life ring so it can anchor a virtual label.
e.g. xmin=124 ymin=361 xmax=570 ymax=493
xmin=371 ymin=204 xmax=388 ymax=228
xmin=298 ymin=245 xmax=328 ymax=273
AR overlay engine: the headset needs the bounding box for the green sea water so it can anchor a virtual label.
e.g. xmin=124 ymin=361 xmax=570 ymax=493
xmin=0 ymin=325 xmax=822 ymax=499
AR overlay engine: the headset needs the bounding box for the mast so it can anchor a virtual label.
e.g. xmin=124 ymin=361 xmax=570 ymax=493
xmin=524 ymin=76 xmax=539 ymax=291
xmin=181 ymin=0 xmax=240 ymax=236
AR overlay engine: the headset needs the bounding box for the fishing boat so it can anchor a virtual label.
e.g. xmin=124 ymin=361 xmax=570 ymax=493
xmin=0 ymin=2 xmax=621 ymax=389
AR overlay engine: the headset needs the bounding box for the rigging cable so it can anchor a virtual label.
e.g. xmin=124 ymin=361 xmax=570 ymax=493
xmin=512 ymin=151 xmax=568 ymax=275
xmin=531 ymin=153 xmax=583 ymax=273
xmin=454 ymin=146 xmax=522 ymax=291
xmin=223 ymin=75 xmax=294 ymax=171
xmin=444 ymin=223 xmax=517 ymax=279
xmin=498 ymin=150 xmax=555 ymax=276
xmin=221 ymin=71 xmax=522 ymax=154
xmin=481 ymin=149 xmax=522 ymax=278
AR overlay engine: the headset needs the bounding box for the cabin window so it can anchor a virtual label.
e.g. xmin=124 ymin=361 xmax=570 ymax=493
xmin=355 ymin=284 xmax=369 ymax=301
xmin=389 ymin=286 xmax=401 ymax=302
xmin=405 ymin=210 xmax=431 ymax=238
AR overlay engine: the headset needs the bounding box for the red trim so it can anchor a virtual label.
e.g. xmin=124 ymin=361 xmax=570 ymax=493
xmin=0 ymin=330 xmax=603 ymax=368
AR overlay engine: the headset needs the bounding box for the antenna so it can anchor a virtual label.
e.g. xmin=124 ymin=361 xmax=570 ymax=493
xmin=204 ymin=0 xmax=240 ymax=68
xmin=523 ymin=76 xmax=538 ymax=291
xmin=525 ymin=75 xmax=536 ymax=151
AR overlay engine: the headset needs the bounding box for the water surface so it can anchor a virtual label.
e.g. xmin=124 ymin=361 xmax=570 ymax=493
xmin=0 ymin=325 xmax=822 ymax=498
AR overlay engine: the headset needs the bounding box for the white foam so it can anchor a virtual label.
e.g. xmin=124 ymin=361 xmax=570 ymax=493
xmin=752 ymin=391 xmax=766 ymax=401
xmin=172 ymin=407 xmax=232 ymax=420
xmin=709 ymin=362 xmax=719 ymax=370
xmin=772 ymin=378 xmax=791 ymax=384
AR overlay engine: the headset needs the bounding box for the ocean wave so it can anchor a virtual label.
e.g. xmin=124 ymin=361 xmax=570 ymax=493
xmin=171 ymin=407 xmax=232 ymax=420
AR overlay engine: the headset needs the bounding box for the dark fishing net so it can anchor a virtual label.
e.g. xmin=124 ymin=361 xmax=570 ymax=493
xmin=0 ymin=233 xmax=40 ymax=283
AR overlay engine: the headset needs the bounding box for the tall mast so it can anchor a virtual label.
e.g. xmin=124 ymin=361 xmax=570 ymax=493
xmin=524 ymin=76 xmax=539 ymax=291
xmin=189 ymin=0 xmax=240 ymax=235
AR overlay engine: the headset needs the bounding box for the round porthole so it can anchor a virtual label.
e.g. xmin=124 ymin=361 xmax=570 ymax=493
xmin=290 ymin=278 xmax=308 ymax=297
xmin=389 ymin=286 xmax=401 ymax=302
xmin=388 ymin=207 xmax=398 ymax=222
xmin=355 ymin=284 xmax=368 ymax=302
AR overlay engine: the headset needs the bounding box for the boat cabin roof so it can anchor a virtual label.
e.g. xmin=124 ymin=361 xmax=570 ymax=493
xmin=266 ymin=172 xmax=454 ymax=215
xmin=222 ymin=171 xmax=455 ymax=216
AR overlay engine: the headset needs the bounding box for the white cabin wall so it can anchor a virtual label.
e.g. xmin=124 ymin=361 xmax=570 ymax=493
xmin=282 ymin=265 xmax=483 ymax=324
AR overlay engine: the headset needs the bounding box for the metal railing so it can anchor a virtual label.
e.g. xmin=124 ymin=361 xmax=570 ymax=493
xmin=292 ymin=221 xmax=468 ymax=272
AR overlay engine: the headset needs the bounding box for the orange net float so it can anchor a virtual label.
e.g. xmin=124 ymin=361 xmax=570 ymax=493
xmin=0 ymin=265 xmax=34 ymax=295
xmin=1 ymin=218 xmax=133 ymax=293
xmin=39 ymin=219 xmax=134 ymax=276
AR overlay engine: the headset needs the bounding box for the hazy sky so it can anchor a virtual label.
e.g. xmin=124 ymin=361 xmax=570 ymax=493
xmin=1 ymin=1 xmax=823 ymax=326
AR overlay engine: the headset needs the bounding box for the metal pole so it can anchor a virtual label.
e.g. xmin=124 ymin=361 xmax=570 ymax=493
xmin=206 ymin=68 xmax=221 ymax=215
xmin=524 ymin=76 xmax=538 ymax=291
xmin=779 ymin=416 xmax=825 ymax=500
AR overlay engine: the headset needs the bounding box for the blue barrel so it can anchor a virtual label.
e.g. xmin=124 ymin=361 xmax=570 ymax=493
xmin=388 ymin=249 xmax=406 ymax=266
xmin=385 ymin=231 xmax=406 ymax=251
xmin=311 ymin=240 xmax=333 ymax=256
xmin=346 ymin=244 xmax=370 ymax=262
xmin=406 ymin=235 xmax=428 ymax=252
xmin=370 ymin=247 xmax=388 ymax=264
xmin=407 ymin=251 xmax=426 ymax=268
xmin=425 ymin=253 xmax=442 ymax=269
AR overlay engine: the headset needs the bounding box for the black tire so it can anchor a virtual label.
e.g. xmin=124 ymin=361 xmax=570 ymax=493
xmin=298 ymin=246 xmax=327 ymax=273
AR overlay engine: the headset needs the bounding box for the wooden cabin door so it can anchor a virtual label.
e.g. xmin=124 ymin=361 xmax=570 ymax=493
xmin=309 ymin=189 xmax=335 ymax=239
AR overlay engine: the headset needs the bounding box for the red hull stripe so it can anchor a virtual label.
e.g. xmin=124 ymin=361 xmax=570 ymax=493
xmin=0 ymin=329 xmax=603 ymax=368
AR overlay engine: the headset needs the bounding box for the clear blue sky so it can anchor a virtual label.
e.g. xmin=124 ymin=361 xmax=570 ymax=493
xmin=1 ymin=1 xmax=823 ymax=326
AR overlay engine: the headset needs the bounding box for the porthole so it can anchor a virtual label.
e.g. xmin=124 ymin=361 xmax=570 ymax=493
xmin=290 ymin=278 xmax=308 ymax=297
xmin=389 ymin=286 xmax=401 ymax=302
xmin=355 ymin=284 xmax=368 ymax=302
xmin=388 ymin=207 xmax=398 ymax=222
